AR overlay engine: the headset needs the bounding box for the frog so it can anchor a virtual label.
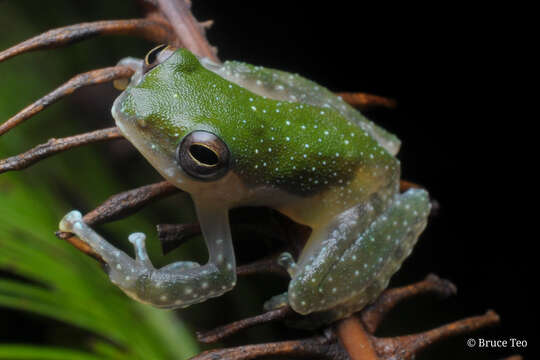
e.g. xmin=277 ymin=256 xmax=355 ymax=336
xmin=59 ymin=45 xmax=430 ymax=327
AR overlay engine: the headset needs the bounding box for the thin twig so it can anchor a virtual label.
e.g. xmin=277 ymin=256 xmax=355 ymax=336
xmin=197 ymin=306 xmax=294 ymax=344
xmin=372 ymin=310 xmax=500 ymax=360
xmin=0 ymin=19 xmax=173 ymax=63
xmin=337 ymin=92 xmax=396 ymax=110
xmin=0 ymin=127 xmax=123 ymax=174
xmin=190 ymin=335 xmax=348 ymax=360
xmin=236 ymin=255 xmax=289 ymax=277
xmin=361 ymin=274 xmax=457 ymax=333
xmin=157 ymin=222 xmax=201 ymax=254
xmin=156 ymin=0 xmax=218 ymax=61
xmin=0 ymin=66 xmax=134 ymax=136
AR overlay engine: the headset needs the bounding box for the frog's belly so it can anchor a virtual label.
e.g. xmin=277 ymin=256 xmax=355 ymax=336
xmin=275 ymin=164 xmax=398 ymax=229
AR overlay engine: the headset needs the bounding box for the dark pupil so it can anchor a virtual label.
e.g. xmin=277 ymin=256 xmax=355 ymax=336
xmin=147 ymin=45 xmax=166 ymax=64
xmin=189 ymin=144 xmax=219 ymax=166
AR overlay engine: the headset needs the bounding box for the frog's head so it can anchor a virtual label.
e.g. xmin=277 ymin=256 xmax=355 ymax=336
xmin=112 ymin=47 xmax=245 ymax=203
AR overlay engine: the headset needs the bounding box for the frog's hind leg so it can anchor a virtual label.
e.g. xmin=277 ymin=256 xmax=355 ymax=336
xmin=287 ymin=189 xmax=430 ymax=319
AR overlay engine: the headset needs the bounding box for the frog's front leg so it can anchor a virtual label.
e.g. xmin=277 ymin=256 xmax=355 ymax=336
xmin=59 ymin=201 xmax=236 ymax=309
xmin=285 ymin=188 xmax=431 ymax=317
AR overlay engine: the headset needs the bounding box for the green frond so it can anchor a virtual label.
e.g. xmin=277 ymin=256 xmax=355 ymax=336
xmin=0 ymin=4 xmax=200 ymax=358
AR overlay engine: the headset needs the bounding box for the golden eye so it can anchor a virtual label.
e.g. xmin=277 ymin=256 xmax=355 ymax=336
xmin=143 ymin=44 xmax=176 ymax=74
xmin=177 ymin=131 xmax=231 ymax=181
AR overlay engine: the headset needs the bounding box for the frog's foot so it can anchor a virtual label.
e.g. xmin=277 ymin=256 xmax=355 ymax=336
xmin=59 ymin=210 xmax=236 ymax=309
xmin=287 ymin=189 xmax=431 ymax=317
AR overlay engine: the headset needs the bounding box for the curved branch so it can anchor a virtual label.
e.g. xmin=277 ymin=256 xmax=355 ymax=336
xmin=156 ymin=0 xmax=218 ymax=61
xmin=0 ymin=66 xmax=134 ymax=136
xmin=0 ymin=127 xmax=123 ymax=174
xmin=337 ymin=92 xmax=396 ymax=110
xmin=0 ymin=19 xmax=174 ymax=63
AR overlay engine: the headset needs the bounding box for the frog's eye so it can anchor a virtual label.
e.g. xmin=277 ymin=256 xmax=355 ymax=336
xmin=177 ymin=131 xmax=230 ymax=181
xmin=143 ymin=44 xmax=176 ymax=74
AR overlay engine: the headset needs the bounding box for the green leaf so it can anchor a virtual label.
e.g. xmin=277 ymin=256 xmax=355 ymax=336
xmin=0 ymin=345 xmax=105 ymax=360
xmin=0 ymin=4 xmax=200 ymax=358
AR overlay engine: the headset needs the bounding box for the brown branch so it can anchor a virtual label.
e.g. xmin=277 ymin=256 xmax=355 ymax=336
xmin=372 ymin=310 xmax=500 ymax=360
xmin=0 ymin=19 xmax=174 ymax=63
xmin=156 ymin=0 xmax=218 ymax=61
xmin=197 ymin=306 xmax=294 ymax=344
xmin=157 ymin=222 xmax=201 ymax=254
xmin=0 ymin=66 xmax=134 ymax=136
xmin=399 ymin=179 xmax=423 ymax=192
xmin=361 ymin=274 xmax=457 ymax=333
xmin=336 ymin=316 xmax=379 ymax=360
xmin=236 ymin=255 xmax=289 ymax=277
xmin=0 ymin=127 xmax=123 ymax=174
xmin=337 ymin=92 xmax=396 ymax=110
xmin=56 ymin=181 xmax=180 ymax=260
xmin=190 ymin=335 xmax=348 ymax=360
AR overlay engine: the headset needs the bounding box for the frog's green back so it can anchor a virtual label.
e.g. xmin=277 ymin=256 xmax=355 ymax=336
xmin=209 ymin=60 xmax=401 ymax=156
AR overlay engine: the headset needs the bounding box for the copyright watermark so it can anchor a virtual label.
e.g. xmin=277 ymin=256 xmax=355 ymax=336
xmin=466 ymin=337 xmax=527 ymax=349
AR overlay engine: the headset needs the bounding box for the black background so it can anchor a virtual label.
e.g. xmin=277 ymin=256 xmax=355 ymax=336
xmin=196 ymin=2 xmax=532 ymax=358
xmin=1 ymin=1 xmax=532 ymax=359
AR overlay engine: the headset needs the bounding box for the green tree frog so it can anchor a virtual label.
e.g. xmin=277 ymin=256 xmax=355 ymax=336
xmin=59 ymin=45 xmax=430 ymax=326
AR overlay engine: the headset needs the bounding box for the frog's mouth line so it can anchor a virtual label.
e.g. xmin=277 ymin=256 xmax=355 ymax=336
xmin=158 ymin=206 xmax=312 ymax=259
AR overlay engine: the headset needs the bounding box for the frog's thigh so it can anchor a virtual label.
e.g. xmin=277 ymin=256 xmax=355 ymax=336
xmin=288 ymin=189 xmax=430 ymax=315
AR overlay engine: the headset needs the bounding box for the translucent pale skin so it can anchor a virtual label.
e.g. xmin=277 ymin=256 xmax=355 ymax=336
xmin=59 ymin=49 xmax=430 ymax=326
